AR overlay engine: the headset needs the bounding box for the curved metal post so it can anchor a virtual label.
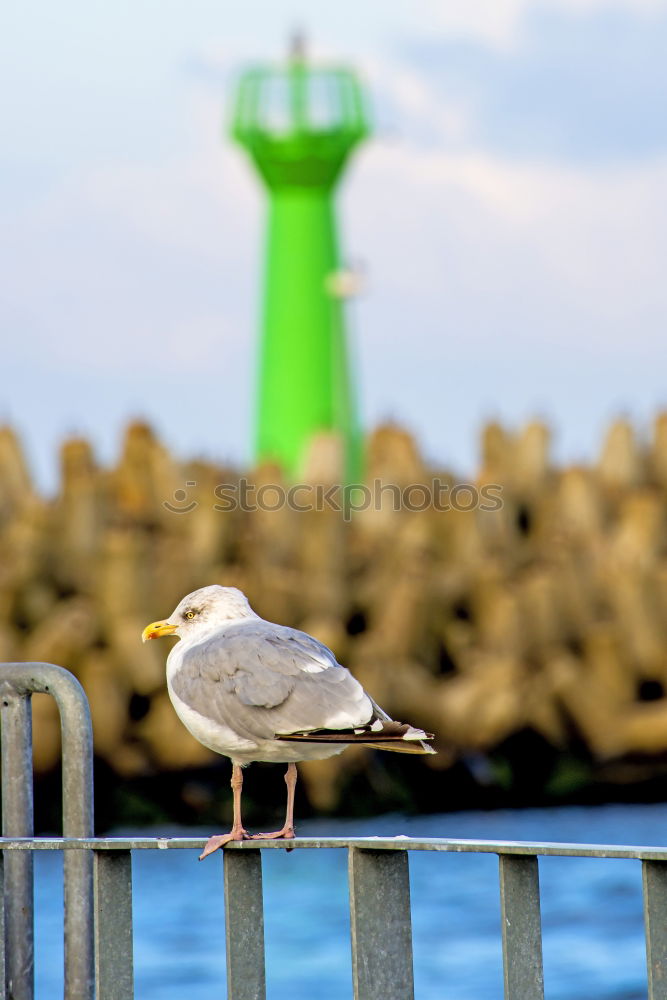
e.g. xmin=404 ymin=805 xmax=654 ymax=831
xmin=1 ymin=680 xmax=34 ymax=1000
xmin=0 ymin=663 xmax=94 ymax=1000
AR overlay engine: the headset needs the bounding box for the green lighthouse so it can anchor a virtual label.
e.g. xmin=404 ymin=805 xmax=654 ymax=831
xmin=231 ymin=40 xmax=369 ymax=482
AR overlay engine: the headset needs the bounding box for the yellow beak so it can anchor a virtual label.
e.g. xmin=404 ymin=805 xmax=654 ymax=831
xmin=142 ymin=620 xmax=179 ymax=643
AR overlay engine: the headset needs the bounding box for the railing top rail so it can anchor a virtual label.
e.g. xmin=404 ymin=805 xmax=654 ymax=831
xmin=3 ymin=835 xmax=667 ymax=860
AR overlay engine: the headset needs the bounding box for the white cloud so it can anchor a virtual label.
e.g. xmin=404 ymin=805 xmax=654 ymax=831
xmin=364 ymin=55 xmax=473 ymax=143
xmin=344 ymin=137 xmax=667 ymax=347
xmin=334 ymin=48 xmax=667 ymax=346
xmin=423 ymin=0 xmax=529 ymax=50
xmin=336 ymin=131 xmax=667 ymax=471
xmin=424 ymin=0 xmax=667 ymax=50
xmin=5 ymin=72 xmax=666 ymax=390
xmin=2 ymin=92 xmax=261 ymax=377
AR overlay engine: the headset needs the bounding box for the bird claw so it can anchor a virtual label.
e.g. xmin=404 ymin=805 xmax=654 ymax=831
xmin=251 ymin=827 xmax=295 ymax=841
xmin=199 ymin=828 xmax=251 ymax=860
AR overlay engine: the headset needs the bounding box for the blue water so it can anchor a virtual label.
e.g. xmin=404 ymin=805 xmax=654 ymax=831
xmin=34 ymin=802 xmax=667 ymax=999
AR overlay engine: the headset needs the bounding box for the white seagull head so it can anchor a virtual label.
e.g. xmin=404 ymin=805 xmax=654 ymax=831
xmin=142 ymin=585 xmax=257 ymax=642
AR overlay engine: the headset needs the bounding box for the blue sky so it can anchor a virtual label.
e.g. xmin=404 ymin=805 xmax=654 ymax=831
xmin=2 ymin=0 xmax=666 ymax=489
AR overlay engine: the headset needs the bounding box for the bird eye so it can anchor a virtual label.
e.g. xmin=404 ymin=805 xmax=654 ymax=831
xmin=185 ymin=611 xmax=196 ymax=620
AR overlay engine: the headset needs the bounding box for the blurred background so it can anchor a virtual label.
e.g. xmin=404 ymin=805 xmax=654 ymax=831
xmin=2 ymin=0 xmax=667 ymax=831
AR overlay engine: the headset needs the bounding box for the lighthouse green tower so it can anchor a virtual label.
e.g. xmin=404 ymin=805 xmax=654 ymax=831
xmin=231 ymin=41 xmax=369 ymax=482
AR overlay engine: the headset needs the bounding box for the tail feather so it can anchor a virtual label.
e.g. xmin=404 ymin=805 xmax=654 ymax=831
xmin=363 ymin=740 xmax=436 ymax=755
xmin=276 ymin=718 xmax=436 ymax=755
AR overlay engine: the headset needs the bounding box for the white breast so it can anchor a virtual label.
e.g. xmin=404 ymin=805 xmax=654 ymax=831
xmin=165 ymin=640 xmax=258 ymax=758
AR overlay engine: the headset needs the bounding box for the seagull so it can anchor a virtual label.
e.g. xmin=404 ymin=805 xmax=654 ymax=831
xmin=142 ymin=585 xmax=435 ymax=859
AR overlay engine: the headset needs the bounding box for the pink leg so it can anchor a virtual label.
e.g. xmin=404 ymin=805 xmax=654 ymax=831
xmin=199 ymin=764 xmax=250 ymax=860
xmin=252 ymin=763 xmax=297 ymax=841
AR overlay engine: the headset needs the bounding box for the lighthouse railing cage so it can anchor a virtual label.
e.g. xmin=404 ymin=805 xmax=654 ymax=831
xmin=5 ymin=663 xmax=667 ymax=1000
xmin=231 ymin=59 xmax=368 ymax=186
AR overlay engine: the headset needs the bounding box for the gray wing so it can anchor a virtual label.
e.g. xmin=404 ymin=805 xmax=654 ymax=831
xmin=170 ymin=621 xmax=373 ymax=743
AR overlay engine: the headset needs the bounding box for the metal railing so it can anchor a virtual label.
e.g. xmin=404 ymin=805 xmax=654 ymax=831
xmin=3 ymin=662 xmax=667 ymax=1000
xmin=1 ymin=663 xmax=93 ymax=1000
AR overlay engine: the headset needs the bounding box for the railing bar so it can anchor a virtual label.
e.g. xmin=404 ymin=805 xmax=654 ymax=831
xmin=643 ymin=860 xmax=667 ymax=1000
xmin=223 ymin=849 xmax=266 ymax=1000
xmin=49 ymin=666 xmax=95 ymax=1000
xmin=64 ymin=852 xmax=94 ymax=1000
xmin=348 ymin=847 xmax=414 ymax=1000
xmin=1 ymin=685 xmax=34 ymax=1000
xmin=0 ymin=852 xmax=5 ymax=993
xmin=6 ymin=835 xmax=667 ymax=859
xmin=1 ymin=662 xmax=95 ymax=1000
xmin=94 ymin=850 xmax=134 ymax=1000
xmin=499 ymin=854 xmax=544 ymax=1000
